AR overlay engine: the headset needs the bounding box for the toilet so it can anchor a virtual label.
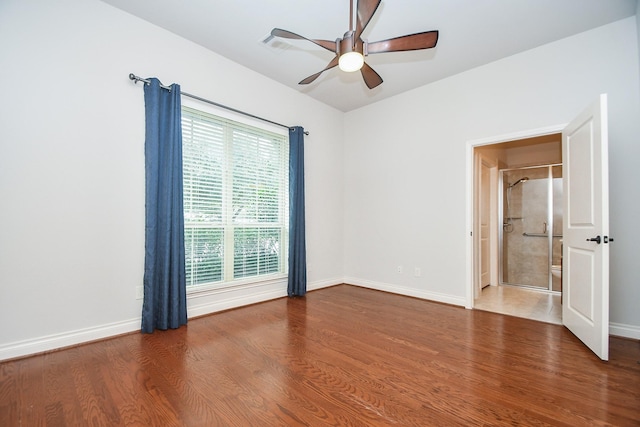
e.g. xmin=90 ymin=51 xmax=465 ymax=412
xmin=551 ymin=265 xmax=562 ymax=278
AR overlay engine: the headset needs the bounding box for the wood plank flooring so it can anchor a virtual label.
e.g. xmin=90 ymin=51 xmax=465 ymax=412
xmin=1 ymin=284 xmax=639 ymax=426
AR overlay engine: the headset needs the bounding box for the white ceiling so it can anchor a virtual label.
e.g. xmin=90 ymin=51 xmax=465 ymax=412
xmin=101 ymin=0 xmax=638 ymax=112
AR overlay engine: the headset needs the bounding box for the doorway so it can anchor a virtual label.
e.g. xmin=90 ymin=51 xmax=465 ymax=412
xmin=470 ymin=131 xmax=563 ymax=324
xmin=466 ymin=95 xmax=610 ymax=360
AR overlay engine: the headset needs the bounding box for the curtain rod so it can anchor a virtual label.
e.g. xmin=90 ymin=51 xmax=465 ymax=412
xmin=129 ymin=73 xmax=308 ymax=135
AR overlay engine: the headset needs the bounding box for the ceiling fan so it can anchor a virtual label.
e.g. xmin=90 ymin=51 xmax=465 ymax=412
xmin=270 ymin=0 xmax=439 ymax=89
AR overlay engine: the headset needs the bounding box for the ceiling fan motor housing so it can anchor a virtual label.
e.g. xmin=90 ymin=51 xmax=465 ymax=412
xmin=337 ymin=32 xmax=365 ymax=56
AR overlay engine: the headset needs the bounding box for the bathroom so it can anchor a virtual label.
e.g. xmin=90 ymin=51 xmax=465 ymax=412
xmin=473 ymin=133 xmax=563 ymax=323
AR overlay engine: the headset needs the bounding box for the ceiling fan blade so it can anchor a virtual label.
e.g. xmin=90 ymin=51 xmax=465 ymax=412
xmin=299 ymin=56 xmax=340 ymax=85
xmin=367 ymin=30 xmax=439 ymax=54
xmin=355 ymin=0 xmax=381 ymax=39
xmin=360 ymin=62 xmax=383 ymax=89
xmin=271 ymin=28 xmax=337 ymax=52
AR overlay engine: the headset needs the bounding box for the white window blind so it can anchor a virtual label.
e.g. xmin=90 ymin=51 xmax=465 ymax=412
xmin=182 ymin=106 xmax=288 ymax=287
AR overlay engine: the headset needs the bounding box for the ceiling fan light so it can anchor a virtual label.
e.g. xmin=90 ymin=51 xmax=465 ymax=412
xmin=338 ymin=51 xmax=364 ymax=72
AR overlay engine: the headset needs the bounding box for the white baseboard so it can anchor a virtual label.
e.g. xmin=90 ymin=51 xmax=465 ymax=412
xmin=0 ymin=277 xmax=345 ymax=361
xmin=188 ymin=277 xmax=343 ymax=317
xmin=344 ymin=277 xmax=467 ymax=307
xmin=307 ymin=277 xmax=344 ymax=292
xmin=610 ymin=322 xmax=640 ymax=340
xmin=3 ymin=279 xmax=636 ymax=361
xmin=186 ymin=281 xmax=287 ymax=318
xmin=0 ymin=318 xmax=141 ymax=362
xmin=343 ymin=279 xmax=640 ymax=341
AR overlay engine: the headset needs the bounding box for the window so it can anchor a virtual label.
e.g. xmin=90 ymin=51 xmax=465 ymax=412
xmin=182 ymin=106 xmax=288 ymax=288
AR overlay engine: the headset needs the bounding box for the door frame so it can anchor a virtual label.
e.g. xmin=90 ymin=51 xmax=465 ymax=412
xmin=465 ymin=124 xmax=565 ymax=309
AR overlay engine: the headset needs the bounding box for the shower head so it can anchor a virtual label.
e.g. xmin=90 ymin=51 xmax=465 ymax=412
xmin=508 ymin=177 xmax=529 ymax=188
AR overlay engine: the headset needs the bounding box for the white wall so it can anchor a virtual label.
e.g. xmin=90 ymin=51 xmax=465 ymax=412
xmin=637 ymin=2 xmax=640 ymax=68
xmin=0 ymin=0 xmax=344 ymax=360
xmin=344 ymin=17 xmax=640 ymax=336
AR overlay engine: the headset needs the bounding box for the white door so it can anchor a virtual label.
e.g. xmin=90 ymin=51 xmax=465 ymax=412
xmin=562 ymin=94 xmax=610 ymax=361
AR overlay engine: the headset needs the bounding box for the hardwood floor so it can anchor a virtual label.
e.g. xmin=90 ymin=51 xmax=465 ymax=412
xmin=1 ymin=285 xmax=639 ymax=426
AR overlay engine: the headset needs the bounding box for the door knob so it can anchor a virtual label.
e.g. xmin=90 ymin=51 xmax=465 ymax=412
xmin=586 ymin=235 xmax=601 ymax=244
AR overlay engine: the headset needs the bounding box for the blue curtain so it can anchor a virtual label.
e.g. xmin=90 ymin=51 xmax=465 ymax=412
xmin=141 ymin=78 xmax=188 ymax=333
xmin=288 ymin=127 xmax=307 ymax=296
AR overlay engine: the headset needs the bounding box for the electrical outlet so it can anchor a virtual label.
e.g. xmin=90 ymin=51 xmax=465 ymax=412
xmin=397 ymin=266 xmax=403 ymax=274
xmin=414 ymin=267 xmax=422 ymax=277
xmin=136 ymin=286 xmax=144 ymax=300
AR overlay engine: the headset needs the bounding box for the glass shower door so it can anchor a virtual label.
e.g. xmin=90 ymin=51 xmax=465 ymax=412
xmin=501 ymin=165 xmax=562 ymax=291
xmin=551 ymin=165 xmax=563 ymax=292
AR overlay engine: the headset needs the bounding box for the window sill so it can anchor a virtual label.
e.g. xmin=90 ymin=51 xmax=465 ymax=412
xmin=186 ymin=274 xmax=288 ymax=299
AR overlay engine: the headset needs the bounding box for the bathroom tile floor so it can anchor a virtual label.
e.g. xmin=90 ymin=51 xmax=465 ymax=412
xmin=474 ymin=285 xmax=562 ymax=325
